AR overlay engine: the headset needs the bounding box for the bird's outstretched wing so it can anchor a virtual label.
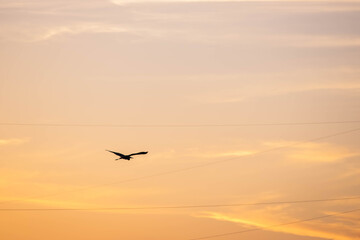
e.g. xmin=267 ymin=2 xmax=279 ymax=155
xmin=106 ymin=150 xmax=126 ymax=158
xmin=129 ymin=151 xmax=148 ymax=156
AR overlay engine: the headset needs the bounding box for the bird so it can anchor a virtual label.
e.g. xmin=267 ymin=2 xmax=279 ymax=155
xmin=106 ymin=150 xmax=148 ymax=161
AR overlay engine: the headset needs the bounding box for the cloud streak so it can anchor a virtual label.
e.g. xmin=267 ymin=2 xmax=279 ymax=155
xmin=38 ymin=23 xmax=128 ymax=41
xmin=263 ymin=141 xmax=359 ymax=163
xmin=0 ymin=138 xmax=28 ymax=146
xmin=0 ymin=23 xmax=130 ymax=42
xmin=111 ymin=0 xmax=360 ymax=4
xmin=199 ymin=208 xmax=360 ymax=240
xmin=272 ymin=35 xmax=360 ymax=48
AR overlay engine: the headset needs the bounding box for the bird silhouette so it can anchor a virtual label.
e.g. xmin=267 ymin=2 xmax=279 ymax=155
xmin=106 ymin=150 xmax=148 ymax=161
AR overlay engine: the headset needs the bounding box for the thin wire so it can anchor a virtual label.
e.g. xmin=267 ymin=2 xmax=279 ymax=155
xmin=1 ymin=127 xmax=359 ymax=205
xmin=0 ymin=196 xmax=359 ymax=211
xmin=188 ymin=207 xmax=360 ymax=240
xmin=0 ymin=120 xmax=360 ymax=128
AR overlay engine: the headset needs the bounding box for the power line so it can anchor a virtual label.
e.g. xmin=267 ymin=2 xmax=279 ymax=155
xmin=1 ymin=127 xmax=359 ymax=205
xmin=0 ymin=196 xmax=359 ymax=211
xmin=0 ymin=120 xmax=360 ymax=128
xmin=188 ymin=207 xmax=360 ymax=240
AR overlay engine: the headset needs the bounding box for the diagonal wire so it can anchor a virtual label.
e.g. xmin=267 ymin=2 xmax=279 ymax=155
xmin=1 ymin=127 xmax=359 ymax=205
xmin=188 ymin=207 xmax=360 ymax=240
xmin=0 ymin=196 xmax=359 ymax=211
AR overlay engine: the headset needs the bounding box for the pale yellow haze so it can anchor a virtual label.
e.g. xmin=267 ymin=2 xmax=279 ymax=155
xmin=0 ymin=0 xmax=359 ymax=240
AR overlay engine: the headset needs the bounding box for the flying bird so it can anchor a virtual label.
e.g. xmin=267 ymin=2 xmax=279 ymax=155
xmin=106 ymin=150 xmax=148 ymax=161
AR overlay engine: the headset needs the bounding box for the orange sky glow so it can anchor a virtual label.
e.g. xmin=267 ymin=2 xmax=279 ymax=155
xmin=1 ymin=1 xmax=360 ymax=240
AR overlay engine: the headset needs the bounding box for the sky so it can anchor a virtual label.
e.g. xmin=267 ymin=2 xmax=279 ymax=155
xmin=0 ymin=0 xmax=360 ymax=240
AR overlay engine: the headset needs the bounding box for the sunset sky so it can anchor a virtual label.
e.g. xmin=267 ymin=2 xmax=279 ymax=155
xmin=1 ymin=1 xmax=360 ymax=240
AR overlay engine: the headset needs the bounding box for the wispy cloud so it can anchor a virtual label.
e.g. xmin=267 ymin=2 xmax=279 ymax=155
xmin=263 ymin=141 xmax=359 ymax=163
xmin=0 ymin=23 xmax=130 ymax=42
xmin=0 ymin=171 xmax=170 ymax=210
xmin=197 ymin=150 xmax=255 ymax=158
xmin=199 ymin=208 xmax=360 ymax=240
xmin=111 ymin=0 xmax=360 ymax=4
xmin=110 ymin=0 xmax=238 ymax=5
xmin=175 ymin=33 xmax=360 ymax=48
xmin=38 ymin=23 xmax=128 ymax=41
xmin=0 ymin=138 xmax=28 ymax=146
xmin=337 ymin=168 xmax=360 ymax=180
xmin=0 ymin=168 xmax=39 ymax=187
xmin=190 ymin=67 xmax=360 ymax=104
xmin=0 ymin=0 xmax=105 ymax=9
xmin=3 ymin=0 xmax=360 ymax=45
xmin=271 ymin=35 xmax=360 ymax=48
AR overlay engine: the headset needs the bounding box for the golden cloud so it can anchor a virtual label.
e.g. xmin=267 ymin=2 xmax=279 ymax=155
xmin=263 ymin=141 xmax=359 ymax=163
xmin=0 ymin=138 xmax=28 ymax=146
xmin=198 ymin=208 xmax=360 ymax=240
